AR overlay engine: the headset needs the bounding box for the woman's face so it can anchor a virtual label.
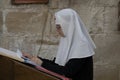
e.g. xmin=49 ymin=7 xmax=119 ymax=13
xmin=56 ymin=24 xmax=65 ymax=37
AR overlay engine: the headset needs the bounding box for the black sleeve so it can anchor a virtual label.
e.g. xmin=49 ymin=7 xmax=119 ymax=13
xmin=40 ymin=58 xmax=65 ymax=75
xmin=40 ymin=58 xmax=82 ymax=78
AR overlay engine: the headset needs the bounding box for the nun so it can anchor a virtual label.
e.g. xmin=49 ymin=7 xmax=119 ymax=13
xmin=23 ymin=8 xmax=96 ymax=80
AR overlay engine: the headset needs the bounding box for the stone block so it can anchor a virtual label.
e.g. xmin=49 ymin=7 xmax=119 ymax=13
xmin=104 ymin=7 xmax=118 ymax=33
xmin=0 ymin=0 xmax=3 ymax=9
xmin=50 ymin=0 xmax=69 ymax=9
xmin=94 ymin=64 xmax=119 ymax=80
xmin=57 ymin=0 xmax=69 ymax=8
xmin=88 ymin=7 xmax=104 ymax=34
xmin=49 ymin=0 xmax=59 ymax=9
xmin=0 ymin=36 xmax=11 ymax=50
xmin=70 ymin=0 xmax=119 ymax=7
xmin=96 ymin=0 xmax=119 ymax=7
xmin=0 ymin=11 xmax=2 ymax=33
xmin=119 ymin=65 xmax=120 ymax=80
xmin=1 ymin=0 xmax=12 ymax=9
xmin=70 ymin=0 xmax=91 ymax=6
xmin=94 ymin=34 xmax=120 ymax=65
xmin=71 ymin=6 xmax=104 ymax=34
xmin=6 ymin=11 xmax=48 ymax=34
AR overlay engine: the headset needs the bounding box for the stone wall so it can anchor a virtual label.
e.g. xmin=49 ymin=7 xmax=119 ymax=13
xmin=0 ymin=0 xmax=120 ymax=80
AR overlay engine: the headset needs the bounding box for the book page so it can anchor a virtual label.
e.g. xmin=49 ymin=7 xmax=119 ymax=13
xmin=0 ymin=48 xmax=40 ymax=66
xmin=0 ymin=48 xmax=24 ymax=62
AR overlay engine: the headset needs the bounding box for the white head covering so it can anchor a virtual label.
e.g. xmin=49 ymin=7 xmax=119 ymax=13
xmin=55 ymin=9 xmax=96 ymax=66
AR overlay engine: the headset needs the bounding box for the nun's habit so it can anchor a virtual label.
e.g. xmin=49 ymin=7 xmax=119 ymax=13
xmin=41 ymin=9 xmax=96 ymax=80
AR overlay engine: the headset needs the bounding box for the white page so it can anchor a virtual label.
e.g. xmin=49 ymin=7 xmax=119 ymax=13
xmin=0 ymin=48 xmax=18 ymax=57
xmin=16 ymin=49 xmax=23 ymax=58
xmin=0 ymin=47 xmax=24 ymax=62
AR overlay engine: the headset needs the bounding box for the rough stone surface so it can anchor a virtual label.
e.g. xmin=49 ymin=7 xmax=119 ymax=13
xmin=6 ymin=11 xmax=48 ymax=34
xmin=94 ymin=64 xmax=119 ymax=80
xmin=0 ymin=11 xmax=3 ymax=33
xmin=94 ymin=34 xmax=120 ymax=65
xmin=0 ymin=0 xmax=120 ymax=80
xmin=104 ymin=7 xmax=118 ymax=32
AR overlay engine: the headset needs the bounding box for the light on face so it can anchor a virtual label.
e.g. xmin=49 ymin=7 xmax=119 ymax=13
xmin=55 ymin=24 xmax=65 ymax=37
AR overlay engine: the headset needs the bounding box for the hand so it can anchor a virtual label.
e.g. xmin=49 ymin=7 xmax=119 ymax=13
xmin=31 ymin=56 xmax=43 ymax=65
xmin=22 ymin=51 xmax=33 ymax=59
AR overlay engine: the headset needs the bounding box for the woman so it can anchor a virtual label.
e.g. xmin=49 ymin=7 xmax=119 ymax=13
xmin=23 ymin=8 xmax=96 ymax=80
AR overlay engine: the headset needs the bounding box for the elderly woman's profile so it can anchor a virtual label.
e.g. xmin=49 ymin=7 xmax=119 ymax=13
xmin=22 ymin=8 xmax=96 ymax=80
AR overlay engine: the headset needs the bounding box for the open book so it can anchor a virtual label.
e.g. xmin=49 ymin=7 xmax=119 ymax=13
xmin=0 ymin=48 xmax=38 ymax=66
xmin=0 ymin=48 xmax=70 ymax=80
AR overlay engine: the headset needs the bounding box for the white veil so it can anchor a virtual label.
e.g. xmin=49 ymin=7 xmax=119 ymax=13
xmin=55 ymin=9 xmax=96 ymax=66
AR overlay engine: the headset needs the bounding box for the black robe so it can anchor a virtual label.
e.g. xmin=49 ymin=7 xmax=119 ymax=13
xmin=39 ymin=56 xmax=93 ymax=80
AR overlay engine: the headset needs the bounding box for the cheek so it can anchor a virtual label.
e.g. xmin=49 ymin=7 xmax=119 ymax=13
xmin=57 ymin=29 xmax=61 ymax=33
xmin=56 ymin=28 xmax=65 ymax=37
xmin=59 ymin=30 xmax=64 ymax=36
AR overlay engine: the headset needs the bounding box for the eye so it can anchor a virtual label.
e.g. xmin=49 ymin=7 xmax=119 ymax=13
xmin=56 ymin=25 xmax=61 ymax=29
